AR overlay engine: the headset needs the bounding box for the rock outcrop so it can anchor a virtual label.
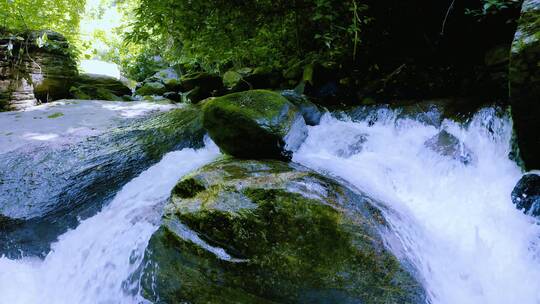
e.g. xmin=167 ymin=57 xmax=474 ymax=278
xmin=510 ymin=0 xmax=540 ymax=170
xmin=0 ymin=30 xmax=77 ymax=110
xmin=140 ymin=159 xmax=426 ymax=304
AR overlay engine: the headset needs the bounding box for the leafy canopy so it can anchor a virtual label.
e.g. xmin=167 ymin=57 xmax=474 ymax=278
xmin=126 ymin=0 xmax=370 ymax=74
xmin=0 ymin=0 xmax=86 ymax=43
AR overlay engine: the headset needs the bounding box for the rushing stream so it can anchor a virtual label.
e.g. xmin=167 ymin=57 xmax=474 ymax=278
xmin=294 ymin=107 xmax=540 ymax=304
xmin=0 ymin=138 xmax=220 ymax=303
xmin=0 ymin=103 xmax=539 ymax=303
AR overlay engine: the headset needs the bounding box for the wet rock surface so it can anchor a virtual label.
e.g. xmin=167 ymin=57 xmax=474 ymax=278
xmin=0 ymin=103 xmax=205 ymax=257
xmin=202 ymin=90 xmax=307 ymax=160
xmin=511 ymin=173 xmax=540 ymax=217
xmin=140 ymin=159 xmax=426 ymax=304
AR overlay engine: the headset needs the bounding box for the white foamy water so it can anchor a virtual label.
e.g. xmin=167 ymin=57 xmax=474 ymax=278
xmin=294 ymin=108 xmax=540 ymax=304
xmin=0 ymin=139 xmax=219 ymax=304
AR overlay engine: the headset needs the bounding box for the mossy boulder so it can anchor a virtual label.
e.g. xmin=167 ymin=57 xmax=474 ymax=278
xmin=510 ymin=0 xmax=540 ymax=170
xmin=163 ymin=91 xmax=181 ymax=102
xmin=151 ymin=67 xmax=182 ymax=91
xmin=135 ymin=81 xmax=168 ymax=96
xmin=140 ymin=159 xmax=426 ymax=304
xmin=70 ymin=74 xmax=132 ymax=101
xmin=179 ymin=72 xmax=224 ymax=103
xmin=202 ymin=90 xmax=307 ymax=160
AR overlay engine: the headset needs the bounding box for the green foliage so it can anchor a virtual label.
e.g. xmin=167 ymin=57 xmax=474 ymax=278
xmin=78 ymin=0 xmax=164 ymax=80
xmin=126 ymin=0 xmax=371 ymax=73
xmin=0 ymin=0 xmax=85 ymax=44
xmin=466 ymin=0 xmax=522 ymax=19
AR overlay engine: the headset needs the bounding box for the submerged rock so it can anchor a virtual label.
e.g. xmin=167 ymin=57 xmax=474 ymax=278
xmin=511 ymin=173 xmax=540 ymax=217
xmin=510 ymin=0 xmax=540 ymax=170
xmin=140 ymin=159 xmax=426 ymax=304
xmin=70 ymin=73 xmax=131 ymax=101
xmin=202 ymin=90 xmax=307 ymax=160
xmin=424 ymin=130 xmax=475 ymax=165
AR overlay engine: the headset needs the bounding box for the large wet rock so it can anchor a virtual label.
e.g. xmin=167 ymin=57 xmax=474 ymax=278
xmin=0 ymin=30 xmax=78 ymax=110
xmin=0 ymin=104 xmax=206 ymax=257
xmin=511 ymin=173 xmax=540 ymax=217
xmin=202 ymin=90 xmax=307 ymax=160
xmin=140 ymin=159 xmax=426 ymax=304
xmin=70 ymin=73 xmax=131 ymax=101
xmin=510 ymin=0 xmax=540 ymax=170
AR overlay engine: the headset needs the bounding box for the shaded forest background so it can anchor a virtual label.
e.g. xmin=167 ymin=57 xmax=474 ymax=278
xmin=1 ymin=0 xmax=523 ymax=103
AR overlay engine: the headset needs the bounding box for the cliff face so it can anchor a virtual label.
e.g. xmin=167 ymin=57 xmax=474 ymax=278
xmin=0 ymin=30 xmax=78 ymax=111
xmin=510 ymin=0 xmax=540 ymax=170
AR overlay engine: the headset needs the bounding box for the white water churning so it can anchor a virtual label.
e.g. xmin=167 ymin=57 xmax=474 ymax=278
xmin=294 ymin=107 xmax=540 ymax=304
xmin=0 ymin=139 xmax=220 ymax=304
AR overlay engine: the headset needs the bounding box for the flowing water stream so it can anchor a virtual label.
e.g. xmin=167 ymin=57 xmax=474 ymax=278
xmin=0 ymin=104 xmax=539 ymax=303
xmin=294 ymin=107 xmax=540 ymax=304
xmin=0 ymin=138 xmax=220 ymax=304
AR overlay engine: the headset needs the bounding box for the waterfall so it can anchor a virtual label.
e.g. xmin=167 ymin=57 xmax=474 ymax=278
xmin=293 ymin=107 xmax=540 ymax=304
xmin=0 ymin=138 xmax=220 ymax=304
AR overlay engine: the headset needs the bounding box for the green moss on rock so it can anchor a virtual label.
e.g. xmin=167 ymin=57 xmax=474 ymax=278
xmin=202 ymin=90 xmax=307 ymax=160
xmin=172 ymin=177 xmax=207 ymax=198
xmin=140 ymin=159 xmax=425 ymax=304
xmin=223 ymin=71 xmax=243 ymax=89
xmin=134 ymin=104 xmax=206 ymax=159
xmin=135 ymin=82 xmax=167 ymax=96
xmin=70 ymin=74 xmax=132 ymax=101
